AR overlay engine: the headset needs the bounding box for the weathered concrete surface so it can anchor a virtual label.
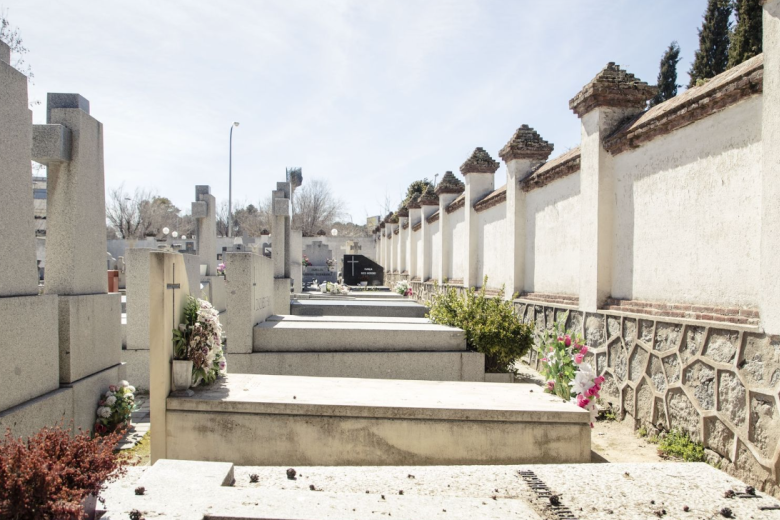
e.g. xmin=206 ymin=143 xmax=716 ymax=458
xmin=0 ymin=363 xmax=124 ymax=438
xmin=253 ymin=320 xmax=465 ymax=352
xmin=0 ymin=45 xmax=39 ymax=297
xmin=228 ymin=351 xmax=485 ymax=382
xmin=57 ymin=293 xmax=121 ymax=383
xmin=267 ymin=314 xmax=432 ymax=325
xmin=101 ymin=460 xmax=780 ymax=520
xmin=100 ymin=463 xmax=543 ymax=520
xmin=164 ymin=373 xmax=590 ymax=466
xmin=0 ymin=295 xmax=59 ymax=412
xmin=291 ymin=298 xmax=428 ymax=317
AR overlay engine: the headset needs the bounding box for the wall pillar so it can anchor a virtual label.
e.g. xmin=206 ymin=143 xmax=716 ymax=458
xmin=418 ymin=186 xmax=439 ymax=282
xmin=407 ymin=195 xmax=422 ymax=280
xmin=387 ymin=222 xmax=397 ymax=274
xmin=499 ymin=125 xmax=554 ymax=299
xmin=460 ymin=148 xmax=499 ymax=288
xmin=569 ymin=63 xmax=656 ymax=311
xmin=397 ymin=210 xmax=409 ymax=274
xmin=761 ymin=0 xmax=780 ymax=332
xmin=434 ymin=172 xmax=465 ymax=283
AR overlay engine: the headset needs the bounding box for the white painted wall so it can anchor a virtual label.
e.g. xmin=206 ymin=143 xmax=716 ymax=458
xmin=413 ymin=227 xmax=423 ymax=278
xmin=430 ymin=220 xmax=441 ymax=281
xmin=449 ymin=209 xmax=467 ymax=281
xmin=477 ymin=203 xmax=509 ymax=289
xmin=525 ymin=172 xmax=581 ymax=295
xmin=612 ymin=96 xmax=763 ymax=307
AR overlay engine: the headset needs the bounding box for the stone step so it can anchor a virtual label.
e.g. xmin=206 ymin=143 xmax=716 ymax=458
xmin=266 ymin=314 xmax=431 ymax=325
xmin=228 ymin=351 xmax=485 ymax=382
xmin=164 ymin=373 xmax=591 ymax=466
xmin=291 ymin=298 xmax=428 ymax=318
xmin=253 ymin=320 xmax=465 ymax=352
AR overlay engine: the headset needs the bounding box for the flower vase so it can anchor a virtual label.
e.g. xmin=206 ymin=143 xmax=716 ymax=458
xmin=171 ymin=360 xmax=193 ymax=394
xmin=82 ymin=493 xmax=98 ymax=520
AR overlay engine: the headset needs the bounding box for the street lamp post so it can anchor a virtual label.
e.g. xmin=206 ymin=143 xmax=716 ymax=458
xmin=228 ymin=121 xmax=240 ymax=238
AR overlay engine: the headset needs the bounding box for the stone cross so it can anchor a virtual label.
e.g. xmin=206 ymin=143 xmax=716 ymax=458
xmin=33 ymin=93 xmax=108 ymax=295
xmin=192 ymin=185 xmax=217 ymax=276
xmin=0 ymin=41 xmax=38 ymax=297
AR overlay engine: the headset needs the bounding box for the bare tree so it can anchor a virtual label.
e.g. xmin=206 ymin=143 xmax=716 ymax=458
xmin=292 ymin=179 xmax=346 ymax=237
xmin=0 ymin=10 xmax=33 ymax=81
xmin=106 ymin=185 xmax=183 ymax=239
xmin=331 ymin=221 xmax=370 ymax=237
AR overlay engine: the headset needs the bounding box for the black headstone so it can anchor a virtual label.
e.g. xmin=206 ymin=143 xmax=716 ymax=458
xmin=342 ymin=255 xmax=384 ymax=286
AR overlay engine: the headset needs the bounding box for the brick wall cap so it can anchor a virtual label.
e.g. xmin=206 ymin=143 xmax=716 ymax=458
xmin=460 ymin=147 xmax=500 ymax=175
xmin=434 ymin=171 xmax=465 ymax=194
xmin=498 ymin=124 xmax=554 ymax=162
xmin=569 ymin=62 xmax=657 ymax=118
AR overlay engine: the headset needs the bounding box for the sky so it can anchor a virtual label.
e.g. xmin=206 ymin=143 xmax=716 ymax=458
xmin=5 ymin=0 xmax=709 ymax=224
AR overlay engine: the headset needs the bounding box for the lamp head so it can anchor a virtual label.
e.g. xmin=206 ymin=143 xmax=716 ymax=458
xmin=233 ymin=121 xmax=240 ymax=127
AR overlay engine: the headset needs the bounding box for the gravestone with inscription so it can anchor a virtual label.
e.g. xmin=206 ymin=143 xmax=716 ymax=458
xmin=343 ymin=255 xmax=384 ymax=286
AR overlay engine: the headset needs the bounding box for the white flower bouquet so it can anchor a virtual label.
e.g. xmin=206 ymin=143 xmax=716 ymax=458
xmin=94 ymin=380 xmax=136 ymax=435
xmin=173 ymin=297 xmax=228 ymax=387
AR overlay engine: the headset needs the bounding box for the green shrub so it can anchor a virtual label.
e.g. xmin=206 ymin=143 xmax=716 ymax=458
xmin=657 ymin=429 xmax=705 ymax=462
xmin=426 ymin=278 xmax=533 ymax=373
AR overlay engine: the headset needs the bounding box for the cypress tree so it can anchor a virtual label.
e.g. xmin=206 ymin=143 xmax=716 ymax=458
xmin=651 ymin=42 xmax=682 ymax=107
xmin=728 ymin=0 xmax=762 ymax=67
xmin=688 ymin=0 xmax=732 ymax=87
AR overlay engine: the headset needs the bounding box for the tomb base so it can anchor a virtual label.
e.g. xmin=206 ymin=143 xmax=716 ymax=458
xmin=163 ymin=373 xmax=590 ymax=466
xmin=0 ymin=294 xmax=59 ymax=412
xmin=58 ymin=293 xmax=122 ymax=383
xmin=273 ymin=278 xmax=291 ymax=314
xmin=228 ymin=350 xmax=484 ymax=381
xmin=0 ymin=363 xmax=125 ymax=439
xmin=202 ymin=275 xmax=226 ymax=312
xmin=291 ymin=298 xmax=427 ymax=317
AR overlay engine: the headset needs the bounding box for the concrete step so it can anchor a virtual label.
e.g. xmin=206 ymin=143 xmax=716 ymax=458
xmin=253 ymin=320 xmax=465 ymax=352
xmin=266 ymin=314 xmax=431 ymax=325
xmin=229 ymin=351 xmax=485 ymax=382
xmin=164 ymin=373 xmax=591 ymax=466
xmin=291 ymin=298 xmax=428 ymax=318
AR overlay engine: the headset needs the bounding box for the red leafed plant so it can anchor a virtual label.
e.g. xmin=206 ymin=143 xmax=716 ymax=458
xmin=0 ymin=423 xmax=127 ymax=519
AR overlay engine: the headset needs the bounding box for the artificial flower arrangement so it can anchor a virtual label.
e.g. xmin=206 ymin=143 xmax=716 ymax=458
xmin=172 ymin=296 xmax=228 ymax=387
xmin=393 ymin=280 xmax=413 ymax=297
xmin=324 ymin=281 xmax=349 ymax=295
xmin=302 ymin=255 xmax=312 ymax=267
xmin=325 ymin=258 xmax=336 ymax=267
xmin=216 ymin=262 xmax=226 ymax=276
xmin=537 ymin=322 xmax=604 ymax=427
xmin=94 ymin=380 xmax=136 ymax=435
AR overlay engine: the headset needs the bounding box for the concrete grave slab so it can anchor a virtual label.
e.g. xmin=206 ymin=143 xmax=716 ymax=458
xmin=164 ymin=373 xmax=591 ymax=466
xmin=266 ymin=314 xmax=432 ymax=325
xmin=291 ymin=298 xmax=427 ymax=318
xmin=253 ymin=320 xmax=465 ymax=352
xmin=100 ymin=461 xmax=780 ymax=520
xmin=228 ymin=351 xmax=486 ymax=381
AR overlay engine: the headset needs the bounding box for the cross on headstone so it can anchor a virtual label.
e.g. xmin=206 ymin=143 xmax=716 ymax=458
xmin=347 ymin=256 xmax=360 ymax=276
xmin=166 ymin=264 xmax=181 ymax=329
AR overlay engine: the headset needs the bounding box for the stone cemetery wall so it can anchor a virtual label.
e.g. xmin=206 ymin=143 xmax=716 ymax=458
xmin=383 ymin=4 xmax=780 ymax=495
xmin=0 ymin=42 xmax=124 ymax=438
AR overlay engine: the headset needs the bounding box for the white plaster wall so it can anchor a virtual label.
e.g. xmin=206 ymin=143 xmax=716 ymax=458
xmin=430 ymin=220 xmax=441 ymax=281
xmin=413 ymin=228 xmax=423 ymax=278
xmin=525 ymin=171 xmax=581 ymax=295
xmin=477 ymin=203 xmax=509 ymax=289
xmin=612 ymin=96 xmax=762 ymax=307
xmin=449 ymin=209 xmax=467 ymax=281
